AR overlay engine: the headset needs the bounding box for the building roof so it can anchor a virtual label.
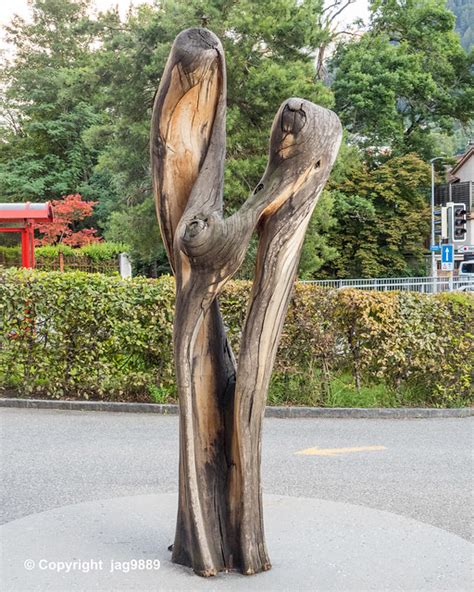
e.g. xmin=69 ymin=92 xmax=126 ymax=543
xmin=0 ymin=202 xmax=53 ymax=222
xmin=449 ymin=144 xmax=474 ymax=181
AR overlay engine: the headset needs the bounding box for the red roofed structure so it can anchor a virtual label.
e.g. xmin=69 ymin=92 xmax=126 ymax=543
xmin=0 ymin=202 xmax=54 ymax=268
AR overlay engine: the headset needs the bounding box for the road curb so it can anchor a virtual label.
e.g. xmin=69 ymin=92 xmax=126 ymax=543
xmin=0 ymin=398 xmax=472 ymax=418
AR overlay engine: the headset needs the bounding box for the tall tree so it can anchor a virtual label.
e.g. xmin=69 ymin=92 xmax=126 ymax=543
xmin=0 ymin=0 xmax=356 ymax=273
xmin=86 ymin=0 xmax=336 ymax=268
xmin=2 ymin=0 xmax=455 ymax=278
xmin=332 ymin=0 xmax=474 ymax=158
xmin=320 ymin=153 xmax=431 ymax=278
xmin=0 ymin=0 xmax=102 ymax=200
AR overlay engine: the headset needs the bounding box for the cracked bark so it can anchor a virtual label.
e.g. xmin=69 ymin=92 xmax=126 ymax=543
xmin=151 ymin=27 xmax=342 ymax=577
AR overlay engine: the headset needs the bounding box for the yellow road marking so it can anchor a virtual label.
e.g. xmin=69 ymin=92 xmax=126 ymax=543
xmin=295 ymin=445 xmax=387 ymax=456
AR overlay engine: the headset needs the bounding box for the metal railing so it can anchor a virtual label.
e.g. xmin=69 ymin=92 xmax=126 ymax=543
xmin=301 ymin=276 xmax=474 ymax=293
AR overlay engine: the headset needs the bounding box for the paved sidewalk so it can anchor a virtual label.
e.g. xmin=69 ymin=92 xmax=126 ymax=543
xmin=2 ymin=493 xmax=472 ymax=591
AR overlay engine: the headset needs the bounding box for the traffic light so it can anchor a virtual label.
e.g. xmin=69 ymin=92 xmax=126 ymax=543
xmin=434 ymin=207 xmax=448 ymax=241
xmin=452 ymin=202 xmax=467 ymax=243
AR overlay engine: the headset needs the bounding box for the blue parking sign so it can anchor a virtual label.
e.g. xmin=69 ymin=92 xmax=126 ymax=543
xmin=441 ymin=244 xmax=453 ymax=264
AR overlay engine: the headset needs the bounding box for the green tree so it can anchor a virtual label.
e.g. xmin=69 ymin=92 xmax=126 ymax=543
xmin=332 ymin=0 xmax=474 ymax=158
xmin=0 ymin=0 xmax=103 ymax=200
xmin=84 ymin=0 xmax=336 ymax=268
xmin=320 ymin=153 xmax=431 ymax=278
xmin=2 ymin=0 xmax=443 ymax=279
xmin=298 ymin=191 xmax=339 ymax=279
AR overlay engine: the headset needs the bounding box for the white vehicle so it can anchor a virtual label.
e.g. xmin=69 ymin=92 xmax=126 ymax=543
xmin=458 ymin=261 xmax=474 ymax=278
xmin=456 ymin=261 xmax=474 ymax=291
xmin=457 ymin=283 xmax=474 ymax=292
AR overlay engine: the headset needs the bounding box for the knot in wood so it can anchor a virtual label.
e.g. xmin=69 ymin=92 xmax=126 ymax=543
xmin=183 ymin=217 xmax=208 ymax=240
xmin=281 ymin=100 xmax=307 ymax=135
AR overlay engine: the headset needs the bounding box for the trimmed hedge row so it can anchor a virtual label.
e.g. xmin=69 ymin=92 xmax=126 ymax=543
xmin=0 ymin=269 xmax=472 ymax=406
xmin=0 ymin=243 xmax=127 ymax=274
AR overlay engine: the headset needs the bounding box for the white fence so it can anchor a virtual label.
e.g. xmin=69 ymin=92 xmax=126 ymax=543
xmin=301 ymin=276 xmax=474 ymax=293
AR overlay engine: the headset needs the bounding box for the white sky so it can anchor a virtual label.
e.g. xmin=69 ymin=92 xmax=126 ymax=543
xmin=0 ymin=0 xmax=370 ymax=30
xmin=0 ymin=1 xmax=144 ymax=25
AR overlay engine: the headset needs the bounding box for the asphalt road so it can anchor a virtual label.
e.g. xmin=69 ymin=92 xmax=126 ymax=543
xmin=1 ymin=408 xmax=473 ymax=543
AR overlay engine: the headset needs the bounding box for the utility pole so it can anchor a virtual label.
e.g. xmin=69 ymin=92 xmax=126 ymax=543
xmin=430 ymin=156 xmax=444 ymax=290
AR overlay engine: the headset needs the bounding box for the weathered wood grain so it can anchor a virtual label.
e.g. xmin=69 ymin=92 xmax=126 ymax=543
xmin=151 ymin=28 xmax=235 ymax=575
xmin=151 ymin=27 xmax=342 ymax=577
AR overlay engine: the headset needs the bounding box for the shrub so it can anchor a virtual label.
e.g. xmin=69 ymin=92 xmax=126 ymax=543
xmin=0 ymin=242 xmax=128 ymax=274
xmin=0 ymin=269 xmax=472 ymax=406
xmin=333 ymin=289 xmax=474 ymax=406
xmin=0 ymin=270 xmax=174 ymax=400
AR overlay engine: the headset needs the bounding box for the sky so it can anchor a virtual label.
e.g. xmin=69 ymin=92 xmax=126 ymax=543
xmin=0 ymin=0 xmax=370 ymax=30
xmin=0 ymin=0 xmax=147 ymax=24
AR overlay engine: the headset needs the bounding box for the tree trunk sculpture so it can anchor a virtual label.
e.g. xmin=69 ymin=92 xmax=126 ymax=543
xmin=150 ymin=27 xmax=342 ymax=577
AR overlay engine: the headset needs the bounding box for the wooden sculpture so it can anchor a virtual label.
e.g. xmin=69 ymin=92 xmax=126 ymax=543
xmin=151 ymin=27 xmax=342 ymax=577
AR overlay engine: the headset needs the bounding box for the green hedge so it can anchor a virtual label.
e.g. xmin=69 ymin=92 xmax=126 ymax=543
xmin=0 ymin=243 xmax=128 ymax=274
xmin=0 ymin=269 xmax=472 ymax=406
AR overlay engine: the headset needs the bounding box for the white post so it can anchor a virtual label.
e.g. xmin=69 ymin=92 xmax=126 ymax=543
xmin=448 ymin=271 xmax=454 ymax=292
xmin=119 ymin=253 xmax=132 ymax=279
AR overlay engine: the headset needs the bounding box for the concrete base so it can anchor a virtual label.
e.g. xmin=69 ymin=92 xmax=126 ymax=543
xmin=1 ymin=493 xmax=471 ymax=591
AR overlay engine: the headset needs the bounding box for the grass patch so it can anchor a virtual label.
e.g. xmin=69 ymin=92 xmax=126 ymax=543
xmin=325 ymin=373 xmax=399 ymax=408
xmin=268 ymin=371 xmax=400 ymax=408
xmin=148 ymin=384 xmax=176 ymax=404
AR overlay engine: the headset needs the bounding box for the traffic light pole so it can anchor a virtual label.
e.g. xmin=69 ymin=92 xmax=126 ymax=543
xmin=430 ymin=157 xmax=444 ymax=291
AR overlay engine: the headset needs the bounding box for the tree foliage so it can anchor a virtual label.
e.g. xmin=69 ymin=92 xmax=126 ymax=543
xmin=332 ymin=0 xmax=474 ymax=158
xmin=0 ymin=0 xmax=101 ymax=199
xmin=320 ymin=153 xmax=431 ymax=278
xmin=1 ymin=0 xmax=472 ymax=277
xmin=35 ymin=194 xmax=101 ymax=246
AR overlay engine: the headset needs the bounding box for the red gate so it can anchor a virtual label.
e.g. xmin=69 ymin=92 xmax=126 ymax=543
xmin=0 ymin=203 xmax=54 ymax=268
